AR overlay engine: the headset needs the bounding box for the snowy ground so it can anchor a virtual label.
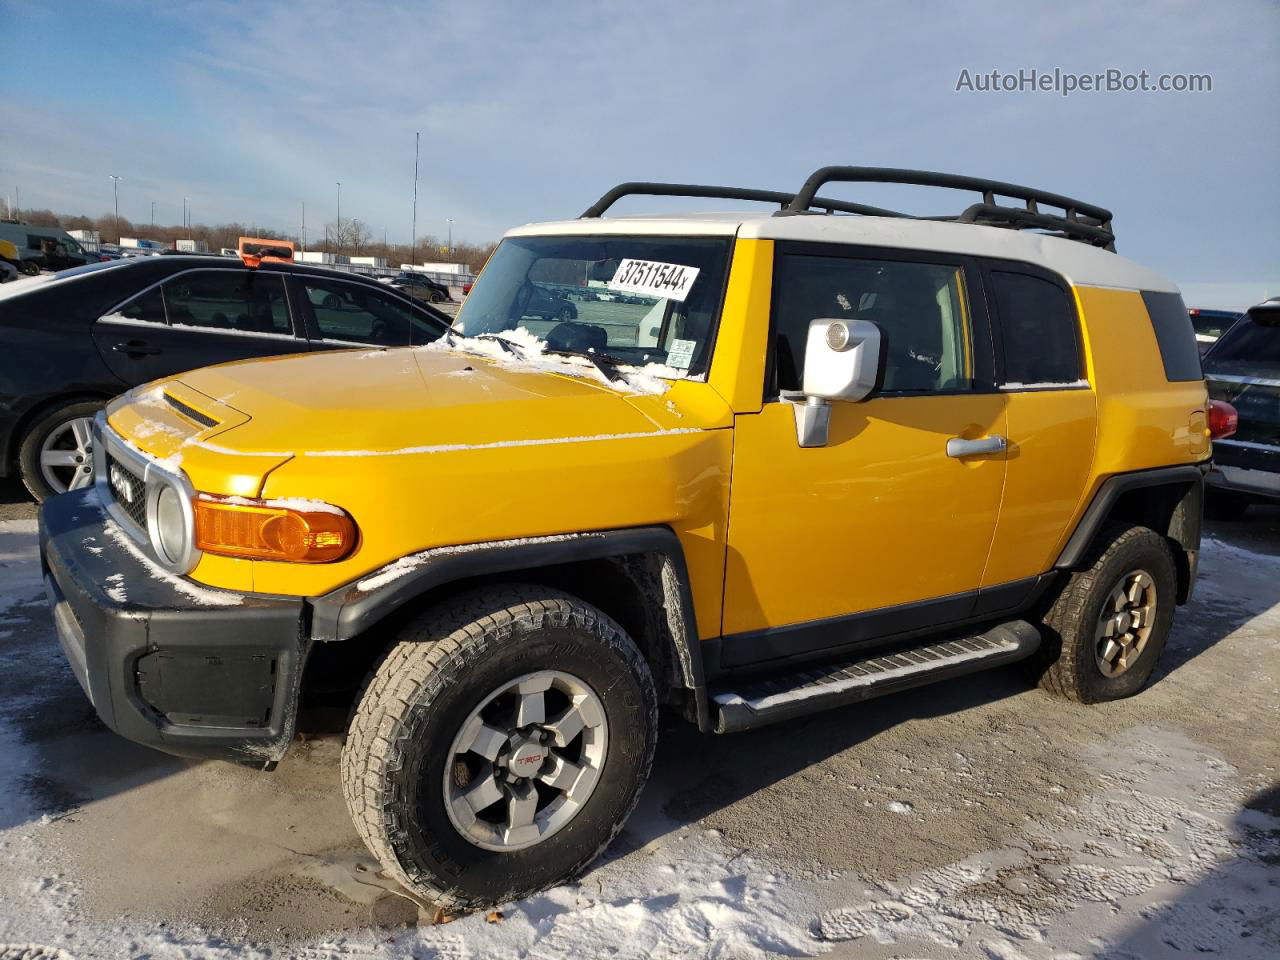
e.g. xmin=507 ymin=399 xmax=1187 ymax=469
xmin=0 ymin=480 xmax=1276 ymax=959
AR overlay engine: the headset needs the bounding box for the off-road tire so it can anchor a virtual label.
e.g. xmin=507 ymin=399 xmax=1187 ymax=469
xmin=18 ymin=399 xmax=104 ymax=501
xmin=1034 ymin=524 xmax=1177 ymax=703
xmin=341 ymin=585 xmax=658 ymax=911
xmin=1204 ymin=489 xmax=1250 ymax=521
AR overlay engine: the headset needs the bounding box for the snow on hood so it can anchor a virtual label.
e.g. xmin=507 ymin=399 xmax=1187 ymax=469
xmin=163 ymin=341 xmax=690 ymax=458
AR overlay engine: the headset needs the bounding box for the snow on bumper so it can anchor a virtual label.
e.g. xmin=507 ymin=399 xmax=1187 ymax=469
xmin=39 ymin=486 xmax=307 ymax=766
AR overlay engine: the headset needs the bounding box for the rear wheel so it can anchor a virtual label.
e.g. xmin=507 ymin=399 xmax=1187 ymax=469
xmin=341 ymin=586 xmax=658 ymax=910
xmin=1034 ymin=524 xmax=1176 ymax=703
xmin=18 ymin=400 xmax=103 ymax=501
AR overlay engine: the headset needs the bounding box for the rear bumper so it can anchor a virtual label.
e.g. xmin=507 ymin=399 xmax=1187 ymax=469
xmin=1209 ymin=441 xmax=1280 ymax=500
xmin=40 ymin=487 xmax=308 ymax=765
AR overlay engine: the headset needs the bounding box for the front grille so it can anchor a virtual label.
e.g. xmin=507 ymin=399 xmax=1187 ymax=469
xmin=105 ymin=453 xmax=148 ymax=532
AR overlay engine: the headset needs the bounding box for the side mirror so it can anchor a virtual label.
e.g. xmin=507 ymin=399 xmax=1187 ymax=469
xmin=785 ymin=318 xmax=882 ymax=447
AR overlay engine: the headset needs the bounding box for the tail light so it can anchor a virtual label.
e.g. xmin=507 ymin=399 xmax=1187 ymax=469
xmin=194 ymin=496 xmax=357 ymax=563
xmin=1207 ymin=399 xmax=1238 ymax=440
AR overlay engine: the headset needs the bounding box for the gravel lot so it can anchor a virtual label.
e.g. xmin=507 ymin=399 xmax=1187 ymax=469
xmin=0 ymin=476 xmax=1276 ymax=959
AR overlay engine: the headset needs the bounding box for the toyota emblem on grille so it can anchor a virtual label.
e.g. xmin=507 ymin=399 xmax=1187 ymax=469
xmin=109 ymin=464 xmax=135 ymax=504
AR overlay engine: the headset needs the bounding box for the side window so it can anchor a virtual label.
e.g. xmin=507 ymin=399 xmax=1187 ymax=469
xmin=772 ymin=254 xmax=974 ymax=394
xmin=302 ymin=278 xmax=429 ymax=346
xmin=162 ymin=270 xmax=291 ymax=335
xmin=989 ymin=270 xmax=1082 ymax=386
xmin=107 ymin=286 xmax=167 ymax=325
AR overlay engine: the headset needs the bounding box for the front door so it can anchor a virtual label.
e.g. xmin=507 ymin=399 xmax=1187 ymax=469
xmin=721 ymin=244 xmax=1008 ymax=667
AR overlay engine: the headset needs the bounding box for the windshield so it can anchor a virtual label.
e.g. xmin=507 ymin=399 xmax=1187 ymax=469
xmin=1204 ymin=308 xmax=1280 ymax=377
xmin=454 ymin=235 xmax=732 ymax=377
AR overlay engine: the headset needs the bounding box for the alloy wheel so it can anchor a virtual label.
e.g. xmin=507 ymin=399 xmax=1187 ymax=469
xmin=443 ymin=670 xmax=608 ymax=852
xmin=39 ymin=417 xmax=96 ymax=495
xmin=1094 ymin=569 xmax=1157 ymax=677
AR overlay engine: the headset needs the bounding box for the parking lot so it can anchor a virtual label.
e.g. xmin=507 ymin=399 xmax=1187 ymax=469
xmin=0 ymin=477 xmax=1276 ymax=959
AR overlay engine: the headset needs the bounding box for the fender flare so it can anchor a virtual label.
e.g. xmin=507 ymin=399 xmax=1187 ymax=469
xmin=1055 ymin=464 xmax=1206 ymax=601
xmin=308 ymin=526 xmax=712 ymax=730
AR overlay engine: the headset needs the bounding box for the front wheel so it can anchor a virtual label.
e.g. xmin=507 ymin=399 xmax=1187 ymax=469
xmin=18 ymin=400 xmax=104 ymax=501
xmin=1034 ymin=524 xmax=1177 ymax=703
xmin=341 ymin=586 xmax=658 ymax=910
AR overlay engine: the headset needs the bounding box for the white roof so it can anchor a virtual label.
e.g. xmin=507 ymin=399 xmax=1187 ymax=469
xmin=507 ymin=212 xmax=1178 ymax=294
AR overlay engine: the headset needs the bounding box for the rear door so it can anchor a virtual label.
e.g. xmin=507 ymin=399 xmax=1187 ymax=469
xmin=979 ymin=262 xmax=1097 ymax=590
xmin=92 ymin=267 xmax=310 ymax=384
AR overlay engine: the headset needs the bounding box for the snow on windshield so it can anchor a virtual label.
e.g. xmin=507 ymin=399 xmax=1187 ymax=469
xmin=425 ymin=326 xmax=704 ymax=396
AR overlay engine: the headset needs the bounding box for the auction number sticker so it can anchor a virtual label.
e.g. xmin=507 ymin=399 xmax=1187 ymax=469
xmin=608 ymin=259 xmax=700 ymax=302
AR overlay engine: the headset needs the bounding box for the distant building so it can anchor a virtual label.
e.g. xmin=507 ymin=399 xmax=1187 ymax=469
xmin=402 ymin=261 xmax=467 ymax=275
xmin=68 ymin=229 xmax=101 ymax=252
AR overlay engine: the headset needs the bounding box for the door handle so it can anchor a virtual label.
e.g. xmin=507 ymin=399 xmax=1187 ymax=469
xmin=112 ymin=340 xmax=161 ymax=356
xmin=946 ymin=435 xmax=1007 ymax=458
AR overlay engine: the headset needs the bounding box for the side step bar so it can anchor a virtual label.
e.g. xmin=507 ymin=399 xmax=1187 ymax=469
xmin=711 ymin=620 xmax=1041 ymax=733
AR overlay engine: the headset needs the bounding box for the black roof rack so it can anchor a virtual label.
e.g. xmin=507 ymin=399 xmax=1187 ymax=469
xmin=582 ymin=167 xmax=1115 ymax=251
xmin=580 ymin=182 xmax=906 ymax=220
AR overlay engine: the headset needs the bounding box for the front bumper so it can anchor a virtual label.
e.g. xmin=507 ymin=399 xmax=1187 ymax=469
xmin=40 ymin=486 xmax=308 ymax=765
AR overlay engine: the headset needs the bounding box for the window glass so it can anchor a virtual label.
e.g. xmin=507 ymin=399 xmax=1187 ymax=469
xmin=455 ymin=236 xmax=732 ymax=377
xmin=1140 ymin=290 xmax=1202 ymax=382
xmin=991 ymin=271 xmax=1082 ymax=386
xmin=162 ymin=270 xmax=291 ymax=335
xmin=1204 ymin=307 xmax=1280 ymax=375
xmin=108 ymin=286 xmax=167 ymax=325
xmin=772 ymin=254 xmax=973 ymax=394
xmin=303 ymin=277 xmax=442 ymax=346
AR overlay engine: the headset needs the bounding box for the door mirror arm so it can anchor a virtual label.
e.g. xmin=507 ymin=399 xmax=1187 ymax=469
xmin=784 ymin=318 xmax=884 ymax=448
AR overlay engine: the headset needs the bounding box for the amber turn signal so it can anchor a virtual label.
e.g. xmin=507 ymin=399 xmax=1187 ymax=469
xmin=194 ymin=496 xmax=357 ymax=563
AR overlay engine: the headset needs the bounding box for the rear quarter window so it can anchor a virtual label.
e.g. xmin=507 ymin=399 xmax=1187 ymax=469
xmin=988 ymin=269 xmax=1083 ymax=386
xmin=1141 ymin=290 xmax=1203 ymax=382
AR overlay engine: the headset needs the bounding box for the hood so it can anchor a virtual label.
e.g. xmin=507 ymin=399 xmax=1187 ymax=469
xmin=157 ymin=346 xmax=723 ymax=458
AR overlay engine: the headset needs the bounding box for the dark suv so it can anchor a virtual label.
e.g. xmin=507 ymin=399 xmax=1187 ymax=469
xmin=1204 ymin=296 xmax=1280 ymax=517
xmin=0 ymin=256 xmax=448 ymax=499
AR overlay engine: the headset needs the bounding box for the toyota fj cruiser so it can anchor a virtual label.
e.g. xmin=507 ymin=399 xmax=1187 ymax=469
xmin=41 ymin=166 xmax=1227 ymax=910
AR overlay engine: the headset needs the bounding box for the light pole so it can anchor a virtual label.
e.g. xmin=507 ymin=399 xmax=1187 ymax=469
xmin=183 ymin=196 xmax=189 ymax=238
xmin=335 ymin=182 xmax=342 ymax=256
xmin=109 ymin=175 xmax=122 ymax=241
xmin=411 ymin=131 xmax=419 ymax=266
xmin=150 ymin=201 xmax=155 ymax=232
xmin=301 ymin=200 xmax=307 ymax=253
xmin=446 ymin=218 xmax=455 ymax=256
xmin=353 ymin=219 xmax=361 ymax=257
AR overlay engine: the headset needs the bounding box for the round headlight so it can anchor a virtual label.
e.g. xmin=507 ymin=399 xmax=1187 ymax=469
xmin=153 ymin=483 xmax=189 ymax=564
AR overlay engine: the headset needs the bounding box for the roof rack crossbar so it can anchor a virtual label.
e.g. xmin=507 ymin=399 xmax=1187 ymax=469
xmin=580 ymin=182 xmax=906 ymax=220
xmin=784 ymin=166 xmax=1112 ymax=224
xmin=947 ymin=203 xmax=1116 ymax=249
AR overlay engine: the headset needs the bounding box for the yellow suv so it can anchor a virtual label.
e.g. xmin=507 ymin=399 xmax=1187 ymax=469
xmin=41 ymin=167 xmax=1222 ymax=910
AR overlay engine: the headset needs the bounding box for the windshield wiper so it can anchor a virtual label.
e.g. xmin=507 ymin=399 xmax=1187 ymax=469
xmin=542 ymin=347 xmax=628 ymax=382
xmin=470 ymin=332 xmax=526 ymax=355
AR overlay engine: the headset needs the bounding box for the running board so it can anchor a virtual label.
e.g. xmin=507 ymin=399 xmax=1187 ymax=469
xmin=711 ymin=620 xmax=1041 ymax=733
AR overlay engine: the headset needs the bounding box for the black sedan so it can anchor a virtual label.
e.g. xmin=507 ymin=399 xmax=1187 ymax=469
xmin=0 ymin=256 xmax=449 ymax=499
xmin=388 ymin=272 xmax=453 ymax=304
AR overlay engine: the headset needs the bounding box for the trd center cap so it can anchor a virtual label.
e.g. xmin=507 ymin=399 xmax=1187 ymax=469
xmin=507 ymin=741 xmax=547 ymax=777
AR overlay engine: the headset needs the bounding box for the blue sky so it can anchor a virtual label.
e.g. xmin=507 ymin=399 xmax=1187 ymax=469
xmin=2 ymin=0 xmax=1276 ymax=305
